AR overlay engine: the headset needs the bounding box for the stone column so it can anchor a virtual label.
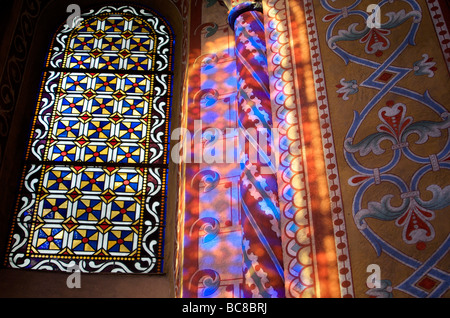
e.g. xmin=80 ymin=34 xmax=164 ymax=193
xmin=222 ymin=0 xmax=285 ymax=298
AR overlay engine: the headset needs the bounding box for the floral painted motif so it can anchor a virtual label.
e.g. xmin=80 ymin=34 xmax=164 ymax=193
xmin=413 ymin=54 xmax=437 ymax=77
xmin=327 ymin=9 xmax=421 ymax=59
xmin=354 ymin=184 xmax=450 ymax=249
xmin=344 ymin=102 xmax=450 ymax=157
xmin=360 ymin=27 xmax=391 ymax=57
xmin=366 ymin=280 xmax=393 ymax=298
xmin=336 ymin=79 xmax=358 ymax=100
xmin=346 ymin=102 xmax=450 ymax=248
xmin=321 ymin=0 xmax=450 ymax=298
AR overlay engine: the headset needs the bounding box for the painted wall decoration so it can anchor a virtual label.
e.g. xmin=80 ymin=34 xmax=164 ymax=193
xmin=178 ymin=0 xmax=449 ymax=298
xmin=178 ymin=0 xmax=341 ymax=298
xmin=178 ymin=1 xmax=246 ymax=297
xmin=304 ymin=0 xmax=450 ymax=297
xmin=0 ymin=0 xmax=448 ymax=299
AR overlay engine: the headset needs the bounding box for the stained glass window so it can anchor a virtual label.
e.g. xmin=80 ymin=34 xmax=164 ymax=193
xmin=4 ymin=6 xmax=173 ymax=273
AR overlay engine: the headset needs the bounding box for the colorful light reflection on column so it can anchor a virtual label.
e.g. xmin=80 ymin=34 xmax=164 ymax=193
xmin=228 ymin=1 xmax=285 ymax=298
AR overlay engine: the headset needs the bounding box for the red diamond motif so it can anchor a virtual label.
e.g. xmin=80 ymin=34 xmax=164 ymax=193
xmin=79 ymin=112 xmax=92 ymax=123
xmin=377 ymin=72 xmax=394 ymax=82
xmin=103 ymin=191 xmax=113 ymax=201
xmin=109 ymin=111 xmax=124 ymax=123
xmin=118 ymin=49 xmax=131 ymax=59
xmin=106 ymin=136 xmax=121 ymax=149
xmin=99 ymin=221 xmax=110 ymax=230
xmin=138 ymin=140 xmax=146 ymax=148
xmin=66 ymin=188 xmax=82 ymax=202
xmin=62 ymin=217 xmax=79 ymax=233
xmin=70 ymin=165 xmax=86 ymax=174
xmin=142 ymin=94 xmax=151 ymax=102
xmin=95 ymin=218 xmax=113 ymax=234
xmin=417 ymin=276 xmax=438 ymax=291
xmin=106 ymin=166 xmax=116 ymax=173
xmin=100 ymin=189 xmax=117 ymax=203
xmin=68 ymin=192 xmax=78 ymax=200
xmin=83 ymin=89 xmax=97 ymax=100
xmin=93 ymin=30 xmax=105 ymax=39
xmin=75 ymin=136 xmax=89 ymax=147
xmin=112 ymin=90 xmax=126 ymax=101
xmin=90 ymin=49 xmax=103 ymax=58
xmin=122 ymin=31 xmax=133 ymax=39
xmin=103 ymin=166 xmax=118 ymax=175
xmin=66 ymin=221 xmax=75 ymax=228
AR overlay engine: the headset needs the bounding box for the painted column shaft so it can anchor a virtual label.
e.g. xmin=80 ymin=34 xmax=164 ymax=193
xmin=230 ymin=2 xmax=285 ymax=298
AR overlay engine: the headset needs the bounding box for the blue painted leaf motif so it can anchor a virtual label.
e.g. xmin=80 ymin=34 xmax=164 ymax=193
xmin=365 ymin=280 xmax=393 ymax=298
xmin=416 ymin=185 xmax=450 ymax=210
xmin=401 ymin=113 xmax=450 ymax=144
xmin=202 ymin=270 xmax=221 ymax=297
xmin=355 ymin=185 xmax=450 ymax=246
xmin=355 ymin=194 xmax=409 ymax=229
xmin=204 ymin=23 xmax=218 ymax=38
xmin=205 ymin=0 xmax=218 ymax=8
xmin=413 ymin=54 xmax=437 ymax=77
xmin=199 ymin=217 xmax=220 ymax=244
xmin=327 ymin=9 xmax=422 ymax=53
xmin=345 ymin=104 xmax=450 ymax=156
xmin=190 ymin=269 xmax=221 ymax=297
xmin=336 ymin=78 xmax=358 ymax=100
xmin=327 ymin=22 xmax=369 ymax=49
xmin=382 ymin=9 xmax=422 ymax=29
xmin=344 ymin=133 xmax=395 ymax=156
xmin=203 ymin=94 xmax=217 ymax=107
xmin=191 ymin=169 xmax=220 ymax=193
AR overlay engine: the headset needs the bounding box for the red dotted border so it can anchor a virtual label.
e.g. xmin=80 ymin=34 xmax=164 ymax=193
xmin=427 ymin=0 xmax=450 ymax=72
xmin=303 ymin=0 xmax=354 ymax=298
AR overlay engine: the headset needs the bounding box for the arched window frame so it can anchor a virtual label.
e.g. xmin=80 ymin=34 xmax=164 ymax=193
xmin=4 ymin=4 xmax=175 ymax=274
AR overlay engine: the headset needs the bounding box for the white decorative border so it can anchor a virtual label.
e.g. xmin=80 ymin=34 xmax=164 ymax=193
xmin=426 ymin=0 xmax=450 ymax=73
xmin=302 ymin=0 xmax=355 ymax=298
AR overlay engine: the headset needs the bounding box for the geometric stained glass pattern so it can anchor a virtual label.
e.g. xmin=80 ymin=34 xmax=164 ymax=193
xmin=4 ymin=6 xmax=173 ymax=273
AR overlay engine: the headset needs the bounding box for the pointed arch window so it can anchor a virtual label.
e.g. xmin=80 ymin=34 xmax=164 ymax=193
xmin=4 ymin=5 xmax=174 ymax=273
